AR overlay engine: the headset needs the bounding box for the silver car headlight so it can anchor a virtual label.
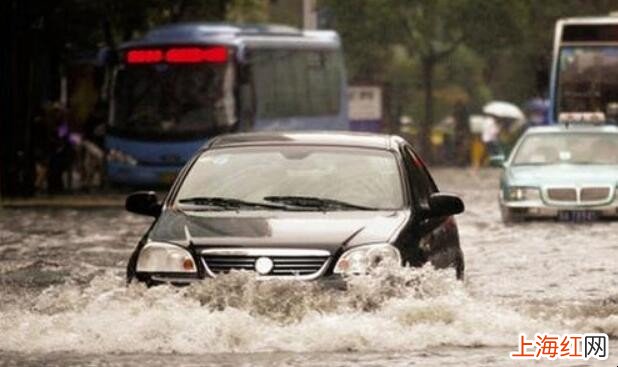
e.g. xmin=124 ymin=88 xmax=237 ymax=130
xmin=108 ymin=149 xmax=138 ymax=166
xmin=506 ymin=187 xmax=540 ymax=201
xmin=333 ymin=244 xmax=401 ymax=275
xmin=136 ymin=242 xmax=197 ymax=273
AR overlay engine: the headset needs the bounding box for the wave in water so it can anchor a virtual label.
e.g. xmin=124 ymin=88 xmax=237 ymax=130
xmin=0 ymin=266 xmax=610 ymax=354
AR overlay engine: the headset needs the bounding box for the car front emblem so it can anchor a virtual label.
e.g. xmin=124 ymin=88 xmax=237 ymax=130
xmin=255 ymin=257 xmax=274 ymax=275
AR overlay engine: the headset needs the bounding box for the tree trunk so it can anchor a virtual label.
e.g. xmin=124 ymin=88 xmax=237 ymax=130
xmin=421 ymin=57 xmax=435 ymax=161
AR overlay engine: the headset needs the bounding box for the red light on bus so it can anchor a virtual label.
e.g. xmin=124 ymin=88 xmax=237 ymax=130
xmin=165 ymin=47 xmax=228 ymax=63
xmin=126 ymin=49 xmax=163 ymax=64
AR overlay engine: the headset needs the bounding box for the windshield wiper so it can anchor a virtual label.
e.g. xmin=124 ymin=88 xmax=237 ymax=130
xmin=178 ymin=197 xmax=290 ymax=211
xmin=263 ymin=196 xmax=378 ymax=211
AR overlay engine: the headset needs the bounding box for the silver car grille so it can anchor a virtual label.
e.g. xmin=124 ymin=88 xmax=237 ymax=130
xmin=546 ymin=188 xmax=577 ymax=202
xmin=200 ymin=248 xmax=331 ymax=279
xmin=580 ymin=187 xmax=611 ymax=202
xmin=545 ymin=186 xmax=612 ymax=204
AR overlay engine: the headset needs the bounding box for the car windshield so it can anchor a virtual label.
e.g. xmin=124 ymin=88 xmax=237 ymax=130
xmin=512 ymin=132 xmax=618 ymax=165
xmin=558 ymin=46 xmax=618 ymax=123
xmin=175 ymin=146 xmax=404 ymax=210
xmin=111 ymin=62 xmax=236 ymax=139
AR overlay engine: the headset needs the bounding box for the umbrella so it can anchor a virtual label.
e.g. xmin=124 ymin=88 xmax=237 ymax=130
xmin=483 ymin=101 xmax=525 ymax=121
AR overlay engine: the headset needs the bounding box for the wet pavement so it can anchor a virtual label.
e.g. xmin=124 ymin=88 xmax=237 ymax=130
xmin=0 ymin=168 xmax=616 ymax=366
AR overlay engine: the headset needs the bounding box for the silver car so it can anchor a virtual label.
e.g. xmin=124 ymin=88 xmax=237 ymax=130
xmin=493 ymin=124 xmax=618 ymax=223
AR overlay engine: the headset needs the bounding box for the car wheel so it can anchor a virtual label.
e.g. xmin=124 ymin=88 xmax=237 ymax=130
xmin=500 ymin=205 xmax=524 ymax=224
xmin=427 ymin=247 xmax=465 ymax=281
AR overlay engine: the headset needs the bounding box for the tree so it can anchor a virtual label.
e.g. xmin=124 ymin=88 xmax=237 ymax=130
xmin=327 ymin=0 xmax=525 ymax=157
xmin=391 ymin=0 xmax=526 ymax=156
xmin=323 ymin=0 xmax=394 ymax=82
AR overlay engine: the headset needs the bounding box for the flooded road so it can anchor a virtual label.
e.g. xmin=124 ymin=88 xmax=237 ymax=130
xmin=0 ymin=168 xmax=616 ymax=366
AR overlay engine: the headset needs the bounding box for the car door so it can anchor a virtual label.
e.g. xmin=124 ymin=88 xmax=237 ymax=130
xmin=398 ymin=144 xmax=464 ymax=277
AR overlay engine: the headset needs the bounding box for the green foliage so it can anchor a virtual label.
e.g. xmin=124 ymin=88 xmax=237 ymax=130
xmin=323 ymin=0 xmax=394 ymax=82
xmin=327 ymin=0 xmax=618 ymax=135
xmin=226 ymin=0 xmax=269 ymax=23
xmin=36 ymin=0 xmax=270 ymax=51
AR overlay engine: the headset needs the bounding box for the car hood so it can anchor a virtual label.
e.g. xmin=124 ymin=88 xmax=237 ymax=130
xmin=507 ymin=164 xmax=618 ymax=187
xmin=148 ymin=209 xmax=409 ymax=253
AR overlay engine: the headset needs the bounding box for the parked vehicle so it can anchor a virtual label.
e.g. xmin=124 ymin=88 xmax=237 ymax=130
xmin=107 ymin=23 xmax=348 ymax=186
xmin=495 ymin=124 xmax=618 ymax=223
xmin=124 ymin=132 xmax=465 ymax=285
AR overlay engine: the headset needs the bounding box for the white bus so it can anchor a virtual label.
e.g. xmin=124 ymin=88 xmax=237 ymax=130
xmin=550 ymin=17 xmax=618 ymax=124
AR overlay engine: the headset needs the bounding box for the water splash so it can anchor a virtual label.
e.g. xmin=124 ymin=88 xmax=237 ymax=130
xmin=0 ymin=266 xmax=558 ymax=354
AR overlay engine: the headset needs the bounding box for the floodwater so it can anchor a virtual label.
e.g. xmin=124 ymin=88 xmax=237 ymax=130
xmin=0 ymin=168 xmax=616 ymax=366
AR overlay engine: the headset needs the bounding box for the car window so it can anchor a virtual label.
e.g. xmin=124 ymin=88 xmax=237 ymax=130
xmin=176 ymin=146 xmax=405 ymax=210
xmin=513 ymin=132 xmax=618 ymax=165
xmin=403 ymin=146 xmax=436 ymax=207
xmin=416 ymin=157 xmax=438 ymax=193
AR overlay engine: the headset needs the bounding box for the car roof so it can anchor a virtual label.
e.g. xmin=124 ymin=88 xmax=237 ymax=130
xmin=557 ymin=16 xmax=618 ymax=25
xmin=525 ymin=124 xmax=618 ymax=134
xmin=204 ymin=131 xmax=401 ymax=150
xmin=120 ymin=22 xmax=340 ymax=50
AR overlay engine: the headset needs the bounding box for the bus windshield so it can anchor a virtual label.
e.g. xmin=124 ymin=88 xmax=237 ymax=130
xmin=558 ymin=46 xmax=618 ymax=122
xmin=111 ymin=62 xmax=236 ymax=138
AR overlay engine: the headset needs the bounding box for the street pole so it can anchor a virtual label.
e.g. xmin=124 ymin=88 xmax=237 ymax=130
xmin=302 ymin=0 xmax=317 ymax=30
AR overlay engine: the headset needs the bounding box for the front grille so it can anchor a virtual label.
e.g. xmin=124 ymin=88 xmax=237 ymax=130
xmin=580 ymin=187 xmax=611 ymax=202
xmin=201 ymin=249 xmax=330 ymax=277
xmin=546 ymin=188 xmax=577 ymax=202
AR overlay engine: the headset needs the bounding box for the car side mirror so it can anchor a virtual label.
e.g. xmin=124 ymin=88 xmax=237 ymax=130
xmin=125 ymin=191 xmax=161 ymax=217
xmin=427 ymin=193 xmax=465 ymax=218
xmin=489 ymin=154 xmax=506 ymax=167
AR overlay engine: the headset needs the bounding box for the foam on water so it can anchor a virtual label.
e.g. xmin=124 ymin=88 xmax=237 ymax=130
xmin=0 ymin=266 xmax=560 ymax=354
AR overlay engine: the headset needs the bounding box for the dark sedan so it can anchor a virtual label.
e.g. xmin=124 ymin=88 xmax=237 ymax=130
xmin=125 ymin=132 xmax=465 ymax=284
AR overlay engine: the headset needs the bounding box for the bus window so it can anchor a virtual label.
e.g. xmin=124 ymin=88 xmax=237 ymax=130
xmin=551 ymin=20 xmax=618 ymax=124
xmin=111 ymin=61 xmax=236 ymax=138
xmin=250 ymin=49 xmax=342 ymax=119
xmin=558 ymin=46 xmax=618 ymax=123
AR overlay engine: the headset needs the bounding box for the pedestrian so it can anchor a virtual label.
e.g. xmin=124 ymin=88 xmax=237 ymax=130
xmin=481 ymin=115 xmax=502 ymax=161
xmin=470 ymin=134 xmax=485 ymax=169
xmin=47 ymin=104 xmax=76 ymax=193
xmin=32 ymin=105 xmax=55 ymax=193
xmin=79 ymin=101 xmax=107 ymax=190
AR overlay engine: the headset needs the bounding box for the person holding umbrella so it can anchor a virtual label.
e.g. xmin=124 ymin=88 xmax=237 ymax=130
xmin=482 ymin=101 xmax=526 ymax=162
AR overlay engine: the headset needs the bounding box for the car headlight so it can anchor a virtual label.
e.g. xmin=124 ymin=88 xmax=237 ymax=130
xmin=108 ymin=149 xmax=138 ymax=166
xmin=136 ymin=242 xmax=196 ymax=273
xmin=333 ymin=244 xmax=401 ymax=275
xmin=506 ymin=187 xmax=540 ymax=201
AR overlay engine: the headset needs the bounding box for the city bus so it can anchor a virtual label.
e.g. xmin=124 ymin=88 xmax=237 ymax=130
xmin=550 ymin=17 xmax=618 ymax=124
xmin=107 ymin=23 xmax=348 ymax=186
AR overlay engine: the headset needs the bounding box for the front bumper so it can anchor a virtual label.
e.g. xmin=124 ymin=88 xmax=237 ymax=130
xmin=500 ymin=199 xmax=618 ymax=218
xmin=138 ymin=272 xmax=348 ymax=290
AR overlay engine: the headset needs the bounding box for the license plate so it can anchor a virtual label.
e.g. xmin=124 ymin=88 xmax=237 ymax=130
xmin=558 ymin=210 xmax=599 ymax=222
xmin=159 ymin=172 xmax=177 ymax=184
